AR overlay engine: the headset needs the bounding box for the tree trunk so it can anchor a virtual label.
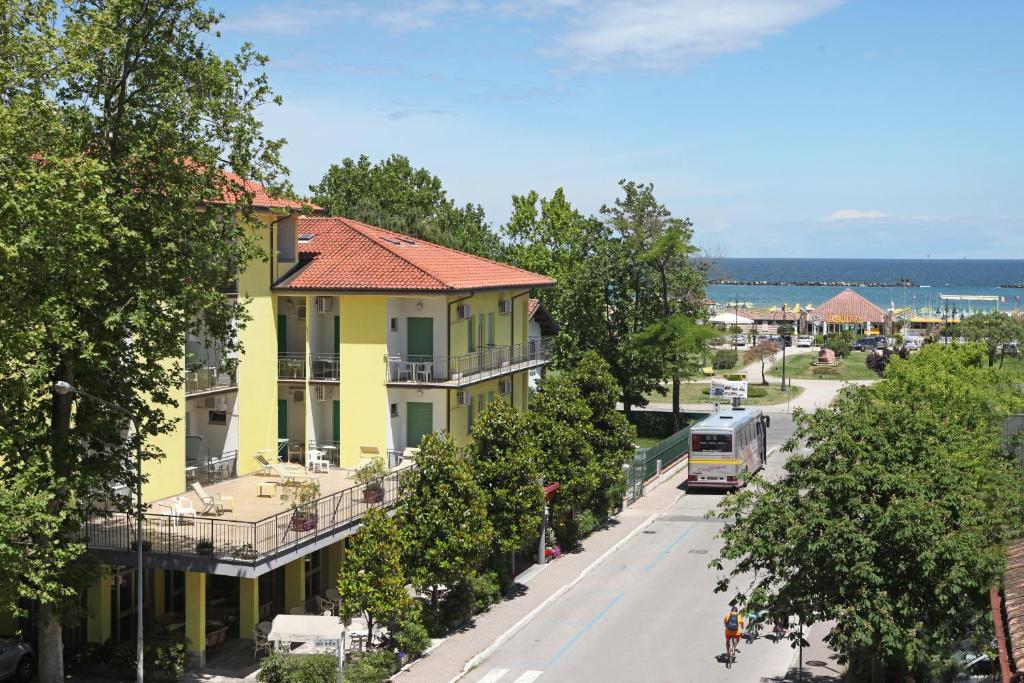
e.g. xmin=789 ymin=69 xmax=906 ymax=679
xmin=761 ymin=360 xmax=768 ymax=386
xmin=431 ymin=585 xmax=438 ymax=608
xmin=622 ymin=400 xmax=632 ymax=423
xmin=671 ymin=372 xmax=681 ymax=432
xmin=37 ymin=602 xmax=63 ymax=683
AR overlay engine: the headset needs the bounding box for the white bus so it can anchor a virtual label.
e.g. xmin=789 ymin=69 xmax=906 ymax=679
xmin=687 ymin=407 xmax=770 ymax=489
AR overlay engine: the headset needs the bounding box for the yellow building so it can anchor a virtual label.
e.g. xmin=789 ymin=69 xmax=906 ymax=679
xmin=76 ymin=182 xmax=554 ymax=665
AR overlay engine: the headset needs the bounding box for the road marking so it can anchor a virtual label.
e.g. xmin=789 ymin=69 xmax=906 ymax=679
xmin=643 ymin=524 xmax=696 ymax=572
xmin=543 ymin=591 xmax=624 ymax=668
xmin=477 ymin=668 xmax=509 ymax=683
xmin=510 ymin=671 xmax=544 ymax=683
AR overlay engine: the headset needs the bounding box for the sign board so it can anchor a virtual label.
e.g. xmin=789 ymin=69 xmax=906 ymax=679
xmin=710 ymin=379 xmax=748 ymax=399
xmin=826 ymin=314 xmax=866 ymax=324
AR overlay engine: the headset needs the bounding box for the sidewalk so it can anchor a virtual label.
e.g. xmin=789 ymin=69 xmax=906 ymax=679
xmin=761 ymin=621 xmax=845 ymax=682
xmin=395 ymin=466 xmax=690 ymax=683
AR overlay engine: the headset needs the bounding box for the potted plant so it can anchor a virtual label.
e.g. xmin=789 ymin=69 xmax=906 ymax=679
xmin=195 ymin=538 xmax=214 ymax=555
xmin=355 ymin=458 xmax=388 ymax=504
xmin=282 ymin=480 xmax=321 ymax=531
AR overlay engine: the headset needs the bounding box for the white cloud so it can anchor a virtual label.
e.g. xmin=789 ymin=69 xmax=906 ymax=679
xmin=824 ymin=209 xmax=891 ymax=221
xmin=219 ymin=5 xmax=363 ymax=35
xmin=551 ymin=0 xmax=844 ymax=71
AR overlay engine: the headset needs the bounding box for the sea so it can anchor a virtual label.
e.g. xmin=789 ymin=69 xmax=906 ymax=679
xmin=706 ymin=258 xmax=1024 ymax=313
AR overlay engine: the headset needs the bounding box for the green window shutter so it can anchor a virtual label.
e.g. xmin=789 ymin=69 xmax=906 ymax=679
xmin=467 ymin=315 xmax=475 ymax=352
xmin=478 ymin=316 xmax=484 ymax=349
xmin=332 ymin=400 xmax=340 ymax=443
xmin=333 ymin=315 xmax=340 ymax=353
xmin=466 ymin=396 xmax=474 ymax=432
xmin=488 ymin=391 xmax=494 ymax=404
xmin=487 ymin=312 xmax=495 ymax=346
xmin=407 ymin=318 xmax=434 ymax=360
xmin=407 ymin=402 xmax=434 ymax=449
xmin=277 ymin=314 xmax=287 ymax=353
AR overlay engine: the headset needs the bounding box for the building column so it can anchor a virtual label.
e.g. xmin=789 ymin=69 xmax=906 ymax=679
xmin=239 ymin=577 xmax=259 ymax=640
xmin=86 ymin=566 xmax=112 ymax=643
xmin=284 ymin=557 xmax=306 ymax=611
xmin=185 ymin=571 xmax=206 ymax=667
xmin=153 ymin=569 xmax=166 ymax=618
xmin=325 ymin=540 xmax=345 ymax=588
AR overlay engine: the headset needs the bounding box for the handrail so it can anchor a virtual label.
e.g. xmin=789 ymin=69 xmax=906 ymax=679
xmin=82 ymin=468 xmax=407 ymax=565
xmin=278 ymin=352 xmax=307 ymax=380
xmin=385 ymin=338 xmax=553 ymax=384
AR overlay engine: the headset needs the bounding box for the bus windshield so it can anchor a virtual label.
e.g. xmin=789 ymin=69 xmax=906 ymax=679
xmin=692 ymin=432 xmax=732 ymax=453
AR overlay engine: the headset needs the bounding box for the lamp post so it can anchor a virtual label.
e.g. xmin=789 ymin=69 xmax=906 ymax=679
xmin=781 ymin=304 xmax=788 ymax=392
xmin=53 ymin=380 xmax=144 ymax=683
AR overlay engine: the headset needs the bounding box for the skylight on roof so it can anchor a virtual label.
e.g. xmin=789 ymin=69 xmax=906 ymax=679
xmin=298 ymin=233 xmax=316 ymax=244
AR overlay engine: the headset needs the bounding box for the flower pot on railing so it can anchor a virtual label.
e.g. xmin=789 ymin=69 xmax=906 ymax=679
xmin=355 ymin=459 xmax=389 ymax=505
xmin=362 ymin=485 xmax=384 ymax=504
xmin=290 ymin=513 xmax=318 ymax=532
xmin=281 ymin=481 xmax=321 ymax=533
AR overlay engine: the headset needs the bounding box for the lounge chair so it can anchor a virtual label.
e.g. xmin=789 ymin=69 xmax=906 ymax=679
xmin=254 ymin=451 xmax=305 ymax=475
xmin=267 ymin=462 xmax=315 ymax=485
xmin=191 ymin=482 xmax=235 ymax=516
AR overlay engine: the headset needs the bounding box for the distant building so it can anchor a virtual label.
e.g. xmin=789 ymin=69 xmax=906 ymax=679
xmin=807 ymin=288 xmax=887 ymax=335
xmin=528 ymin=298 xmax=559 ymax=388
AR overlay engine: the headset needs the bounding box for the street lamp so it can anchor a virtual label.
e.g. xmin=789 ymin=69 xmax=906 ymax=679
xmin=781 ymin=304 xmax=788 ymax=392
xmin=53 ymin=381 xmax=144 ymax=683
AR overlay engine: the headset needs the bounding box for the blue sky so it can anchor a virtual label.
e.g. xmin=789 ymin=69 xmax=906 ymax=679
xmin=211 ymin=1 xmax=1023 ymax=259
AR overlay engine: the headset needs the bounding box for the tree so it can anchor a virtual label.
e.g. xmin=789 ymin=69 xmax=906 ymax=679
xmin=0 ymin=2 xmax=284 ymax=678
xmin=336 ymin=507 xmax=412 ymax=643
xmin=309 ymin=154 xmax=501 ymax=258
xmin=469 ymin=402 xmax=544 ymax=560
xmin=957 ymin=311 xmax=1023 ymax=367
xmin=744 ymin=341 xmax=779 ymax=386
xmin=398 ymin=432 xmax=492 ymax=605
xmin=713 ymin=344 xmax=1024 ymax=680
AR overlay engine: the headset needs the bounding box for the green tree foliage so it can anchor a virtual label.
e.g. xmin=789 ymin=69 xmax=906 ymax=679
xmin=468 ymin=402 xmax=544 ymax=556
xmin=309 ymin=154 xmax=501 ymax=258
xmin=712 ymin=344 xmax=1024 ymax=680
xmin=398 ymin=432 xmax=492 ymax=604
xmin=336 ymin=507 xmax=412 ymax=641
xmin=957 ymin=311 xmax=1023 ymax=367
xmin=825 ymin=330 xmax=854 ymax=358
xmin=744 ymin=341 xmax=779 ymax=386
xmin=0 ymin=2 xmax=285 ymax=678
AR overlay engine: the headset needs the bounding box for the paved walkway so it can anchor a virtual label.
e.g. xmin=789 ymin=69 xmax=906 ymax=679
xmin=396 ymin=464 xmax=692 ymax=683
xmin=763 ymin=621 xmax=845 ymax=682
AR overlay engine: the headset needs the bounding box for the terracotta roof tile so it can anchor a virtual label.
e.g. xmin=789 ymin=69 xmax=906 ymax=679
xmin=277 ymin=217 xmax=555 ymax=293
xmin=220 ymin=170 xmax=320 ymax=211
xmin=810 ymin=288 xmax=886 ymax=323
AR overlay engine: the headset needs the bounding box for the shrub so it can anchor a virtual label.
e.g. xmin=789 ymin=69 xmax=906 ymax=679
xmin=469 ymin=571 xmax=502 ymax=614
xmin=712 ymin=349 xmax=738 ymax=370
xmin=551 ymin=511 xmax=580 ymax=551
xmin=419 ymin=603 xmax=448 ymax=638
xmin=814 ymin=335 xmax=825 ymax=346
xmin=394 ymin=614 xmax=431 ymax=658
xmin=342 ymin=651 xmax=396 ymax=683
xmin=826 ymin=335 xmax=851 ymax=358
xmin=575 ymin=509 xmax=600 ymax=539
xmin=259 ymin=653 xmax=340 ymax=683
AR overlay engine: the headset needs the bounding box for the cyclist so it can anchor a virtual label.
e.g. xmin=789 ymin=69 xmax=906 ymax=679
xmin=723 ymin=603 xmax=744 ymax=662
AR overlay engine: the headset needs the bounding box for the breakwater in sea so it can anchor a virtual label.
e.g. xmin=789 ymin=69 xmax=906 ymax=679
xmin=709 ymin=277 xmax=916 ymax=288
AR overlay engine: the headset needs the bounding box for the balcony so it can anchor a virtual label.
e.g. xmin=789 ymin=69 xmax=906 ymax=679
xmin=277 ymin=352 xmax=306 ymax=380
xmin=185 ymin=367 xmax=237 ymax=396
xmin=82 ymin=467 xmax=406 ymax=575
xmin=385 ymin=338 xmax=553 ymax=387
xmin=310 ymin=354 xmax=340 ymax=381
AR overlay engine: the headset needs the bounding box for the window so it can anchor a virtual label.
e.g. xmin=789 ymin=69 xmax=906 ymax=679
xmin=390 ymin=403 xmax=398 ymax=418
xmin=691 ymin=432 xmax=732 ymax=453
xmin=208 ymin=410 xmax=227 ymax=425
xmin=278 ymin=219 xmax=296 ymax=262
xmin=478 ymin=315 xmax=485 ymax=349
xmin=487 ymin=312 xmax=495 ymax=346
xmin=390 ymin=318 xmax=398 ymax=332
xmin=487 ymin=391 xmax=495 ymax=404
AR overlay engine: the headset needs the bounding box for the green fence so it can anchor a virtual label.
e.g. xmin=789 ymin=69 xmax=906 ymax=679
xmin=625 ymin=414 xmax=706 ymax=505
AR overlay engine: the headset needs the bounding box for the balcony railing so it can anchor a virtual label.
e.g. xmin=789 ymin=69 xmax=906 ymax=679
xmin=310 ymin=354 xmax=340 ymax=381
xmin=185 ymin=450 xmax=238 ymax=485
xmin=385 ymin=338 xmax=553 ymax=386
xmin=82 ymin=469 xmax=406 ymax=566
xmin=278 ymin=352 xmax=306 ymax=380
xmin=185 ymin=366 xmax=237 ymax=395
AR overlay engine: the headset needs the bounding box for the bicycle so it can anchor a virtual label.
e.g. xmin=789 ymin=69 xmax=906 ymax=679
xmin=726 ymin=634 xmax=738 ymax=668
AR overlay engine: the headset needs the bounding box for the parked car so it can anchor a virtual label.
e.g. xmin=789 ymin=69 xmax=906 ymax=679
xmin=796 ymin=335 xmax=814 ymax=347
xmin=851 ymin=336 xmax=887 ymax=352
xmin=0 ymin=640 xmax=34 ymax=682
xmin=731 ymin=334 xmax=747 ymax=346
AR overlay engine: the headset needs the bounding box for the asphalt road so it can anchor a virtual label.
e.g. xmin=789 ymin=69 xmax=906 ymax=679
xmin=464 ymin=412 xmax=799 ymax=683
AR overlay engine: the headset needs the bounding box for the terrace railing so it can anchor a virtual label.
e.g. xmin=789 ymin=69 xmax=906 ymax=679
xmin=310 ymin=353 xmax=340 ymax=381
xmin=278 ymin=352 xmax=306 ymax=380
xmin=385 ymin=338 xmax=553 ymax=386
xmin=82 ymin=469 xmax=406 ymax=566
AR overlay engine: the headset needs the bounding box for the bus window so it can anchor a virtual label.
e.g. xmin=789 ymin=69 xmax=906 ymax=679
xmin=692 ymin=433 xmax=732 ymax=453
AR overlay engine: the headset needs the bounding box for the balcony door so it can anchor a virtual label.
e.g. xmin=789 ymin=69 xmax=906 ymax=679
xmin=407 ymin=317 xmax=433 ymax=361
xmin=406 ymin=402 xmax=433 ymax=450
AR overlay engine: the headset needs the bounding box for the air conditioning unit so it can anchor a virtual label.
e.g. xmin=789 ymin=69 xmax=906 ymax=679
xmin=456 ymin=390 xmax=471 ymax=407
xmin=456 ymin=303 xmax=472 ymax=320
xmin=296 ymin=304 xmax=307 ymax=320
xmin=498 ymin=378 xmax=512 ymax=395
xmin=293 ymin=390 xmax=304 ymax=403
xmin=498 ymin=299 xmax=513 ymax=315
xmin=314 ymin=385 xmax=327 ymax=402
xmin=315 ymin=296 xmax=331 ymax=314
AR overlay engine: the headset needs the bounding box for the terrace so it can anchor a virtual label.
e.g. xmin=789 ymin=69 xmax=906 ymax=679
xmin=385 ymin=337 xmax=553 ymax=387
xmin=83 ymin=464 xmax=406 ymax=577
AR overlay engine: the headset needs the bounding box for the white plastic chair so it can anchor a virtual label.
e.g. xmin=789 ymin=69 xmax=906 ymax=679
xmin=306 ymin=449 xmax=329 ymax=474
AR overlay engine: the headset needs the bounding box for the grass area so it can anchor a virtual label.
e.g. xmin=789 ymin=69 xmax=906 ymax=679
xmin=766 ymin=352 xmax=879 ymax=381
xmin=643 ymin=381 xmax=803 ymax=406
xmin=634 ymin=436 xmax=663 ymax=449
xmin=997 ymin=355 xmax=1024 ymax=375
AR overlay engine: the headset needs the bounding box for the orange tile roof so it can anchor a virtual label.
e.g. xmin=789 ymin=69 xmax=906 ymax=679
xmin=811 ymin=288 xmax=886 ymax=323
xmin=220 ymin=170 xmax=320 ymax=211
xmin=276 ymin=217 xmax=556 ymax=293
